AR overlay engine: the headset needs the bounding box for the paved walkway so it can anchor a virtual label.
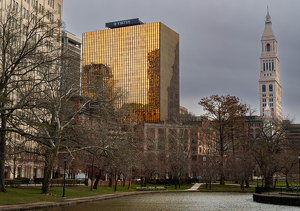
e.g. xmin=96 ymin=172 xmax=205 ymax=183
xmin=0 ymin=192 xmax=145 ymax=211
xmin=186 ymin=183 xmax=202 ymax=191
xmin=0 ymin=184 xmax=203 ymax=211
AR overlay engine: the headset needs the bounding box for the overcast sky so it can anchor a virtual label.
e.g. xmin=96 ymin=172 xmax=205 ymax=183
xmin=63 ymin=0 xmax=300 ymax=123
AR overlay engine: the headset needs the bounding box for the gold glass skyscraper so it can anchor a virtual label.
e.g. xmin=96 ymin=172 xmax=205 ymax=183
xmin=82 ymin=20 xmax=179 ymax=123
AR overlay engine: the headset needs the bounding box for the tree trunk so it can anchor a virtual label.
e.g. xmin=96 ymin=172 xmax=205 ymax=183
xmin=109 ymin=173 xmax=113 ymax=188
xmin=90 ymin=161 xmax=94 ymax=191
xmin=245 ymin=179 xmax=249 ymax=188
xmin=43 ymin=149 xmax=52 ymax=190
xmin=285 ymin=175 xmax=289 ymax=188
xmin=0 ymin=111 xmax=7 ymax=192
xmin=123 ymin=175 xmax=126 ymax=187
xmin=93 ymin=170 xmax=102 ymax=190
xmin=42 ymin=146 xmax=59 ymax=194
xmin=264 ymin=176 xmax=273 ymax=188
xmin=240 ymin=180 xmax=244 ymax=190
xmin=219 ymin=137 xmax=225 ymax=185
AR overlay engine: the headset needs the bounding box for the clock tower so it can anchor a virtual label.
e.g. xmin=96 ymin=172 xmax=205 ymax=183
xmin=259 ymin=10 xmax=282 ymax=119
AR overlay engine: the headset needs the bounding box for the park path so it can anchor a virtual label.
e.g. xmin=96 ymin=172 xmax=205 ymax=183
xmin=186 ymin=183 xmax=202 ymax=191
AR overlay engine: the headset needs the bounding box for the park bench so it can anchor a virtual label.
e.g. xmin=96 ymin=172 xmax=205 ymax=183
xmin=136 ymin=186 xmax=166 ymax=191
xmin=286 ymin=186 xmax=295 ymax=192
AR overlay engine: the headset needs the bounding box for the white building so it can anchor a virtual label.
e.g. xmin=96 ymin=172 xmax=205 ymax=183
xmin=258 ymin=11 xmax=282 ymax=119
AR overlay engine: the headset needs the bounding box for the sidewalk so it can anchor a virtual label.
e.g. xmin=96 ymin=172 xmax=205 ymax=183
xmin=0 ymin=184 xmax=202 ymax=210
xmin=185 ymin=183 xmax=202 ymax=191
xmin=0 ymin=192 xmax=145 ymax=211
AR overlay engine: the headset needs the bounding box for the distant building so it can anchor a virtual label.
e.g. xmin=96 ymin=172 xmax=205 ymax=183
xmin=258 ymin=11 xmax=282 ymax=119
xmin=285 ymin=122 xmax=300 ymax=144
xmin=61 ymin=31 xmax=82 ymax=96
xmin=180 ymin=106 xmax=188 ymax=115
xmin=82 ymin=19 xmax=179 ymax=123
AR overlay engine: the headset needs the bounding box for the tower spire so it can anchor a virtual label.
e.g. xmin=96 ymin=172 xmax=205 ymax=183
xmin=265 ymin=7 xmax=271 ymax=24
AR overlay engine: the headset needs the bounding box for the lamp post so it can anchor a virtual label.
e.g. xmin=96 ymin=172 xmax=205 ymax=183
xmin=298 ymin=155 xmax=300 ymax=187
xmin=62 ymin=157 xmax=67 ymax=198
xmin=114 ymin=167 xmax=117 ymax=192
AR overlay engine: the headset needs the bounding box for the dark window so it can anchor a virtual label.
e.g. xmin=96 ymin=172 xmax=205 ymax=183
xmin=158 ymin=129 xmax=165 ymax=135
xmin=191 ymin=139 xmax=197 ymax=143
xmin=262 ymin=85 xmax=266 ymax=92
xmin=147 ymin=128 xmax=154 ymax=135
xmin=192 ymin=155 xmax=197 ymax=161
xmin=266 ymin=43 xmax=270 ymax=51
xmin=158 ymin=144 xmax=165 ymax=150
xmin=269 ymin=84 xmax=273 ymax=92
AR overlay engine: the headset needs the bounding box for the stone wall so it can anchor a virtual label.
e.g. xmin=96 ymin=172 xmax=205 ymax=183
xmin=253 ymin=193 xmax=300 ymax=207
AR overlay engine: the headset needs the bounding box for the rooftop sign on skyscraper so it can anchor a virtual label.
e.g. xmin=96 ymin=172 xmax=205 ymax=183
xmin=105 ymin=18 xmax=143 ymax=29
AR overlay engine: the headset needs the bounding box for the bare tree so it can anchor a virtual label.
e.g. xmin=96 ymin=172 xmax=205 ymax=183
xmin=250 ymin=118 xmax=290 ymax=187
xmin=198 ymin=95 xmax=248 ymax=185
xmin=0 ymin=8 xmax=62 ymax=192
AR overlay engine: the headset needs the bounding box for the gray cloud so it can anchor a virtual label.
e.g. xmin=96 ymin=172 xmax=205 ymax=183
xmin=63 ymin=0 xmax=300 ymax=122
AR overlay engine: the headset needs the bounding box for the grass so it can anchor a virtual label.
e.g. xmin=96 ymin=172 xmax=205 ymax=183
xmin=225 ymin=180 xmax=298 ymax=187
xmin=198 ymin=184 xmax=255 ymax=192
xmin=0 ymin=184 xmax=192 ymax=206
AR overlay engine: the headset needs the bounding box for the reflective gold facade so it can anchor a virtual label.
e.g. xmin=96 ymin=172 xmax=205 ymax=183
xmin=82 ymin=22 xmax=179 ymax=123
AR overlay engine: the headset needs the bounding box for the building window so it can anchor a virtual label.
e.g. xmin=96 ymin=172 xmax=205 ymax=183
xmin=203 ymin=157 xmax=206 ymax=161
xmin=192 ymin=155 xmax=197 ymax=161
xmin=266 ymin=43 xmax=271 ymax=52
xmin=262 ymin=85 xmax=266 ymax=92
xmin=158 ymin=129 xmax=165 ymax=135
xmin=269 ymin=84 xmax=273 ymax=92
xmin=58 ymin=4 xmax=61 ymax=14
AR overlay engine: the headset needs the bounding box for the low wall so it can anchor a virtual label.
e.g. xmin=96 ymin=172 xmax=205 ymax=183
xmin=253 ymin=193 xmax=300 ymax=207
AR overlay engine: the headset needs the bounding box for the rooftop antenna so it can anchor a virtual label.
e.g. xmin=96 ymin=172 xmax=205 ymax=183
xmin=267 ymin=6 xmax=269 ymax=14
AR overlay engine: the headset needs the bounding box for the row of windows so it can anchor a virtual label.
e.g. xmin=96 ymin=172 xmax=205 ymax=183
xmin=263 ymin=60 xmax=275 ymax=71
xmin=262 ymin=84 xmax=273 ymax=92
xmin=262 ymin=103 xmax=274 ymax=107
xmin=262 ymin=98 xmax=273 ymax=102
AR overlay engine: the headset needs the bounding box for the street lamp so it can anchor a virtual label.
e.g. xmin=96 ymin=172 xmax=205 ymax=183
xmin=62 ymin=157 xmax=67 ymax=198
xmin=114 ymin=167 xmax=117 ymax=192
xmin=298 ymin=155 xmax=300 ymax=187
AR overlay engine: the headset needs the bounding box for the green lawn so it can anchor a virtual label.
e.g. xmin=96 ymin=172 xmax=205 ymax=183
xmin=0 ymin=184 xmax=193 ymax=206
xmin=225 ymin=180 xmax=297 ymax=187
xmin=198 ymin=184 xmax=255 ymax=192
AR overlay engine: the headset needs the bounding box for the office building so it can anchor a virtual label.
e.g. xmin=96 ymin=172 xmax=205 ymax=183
xmin=1 ymin=0 xmax=63 ymax=180
xmin=258 ymin=11 xmax=282 ymax=119
xmin=82 ymin=19 xmax=179 ymax=123
xmin=61 ymin=31 xmax=82 ymax=96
